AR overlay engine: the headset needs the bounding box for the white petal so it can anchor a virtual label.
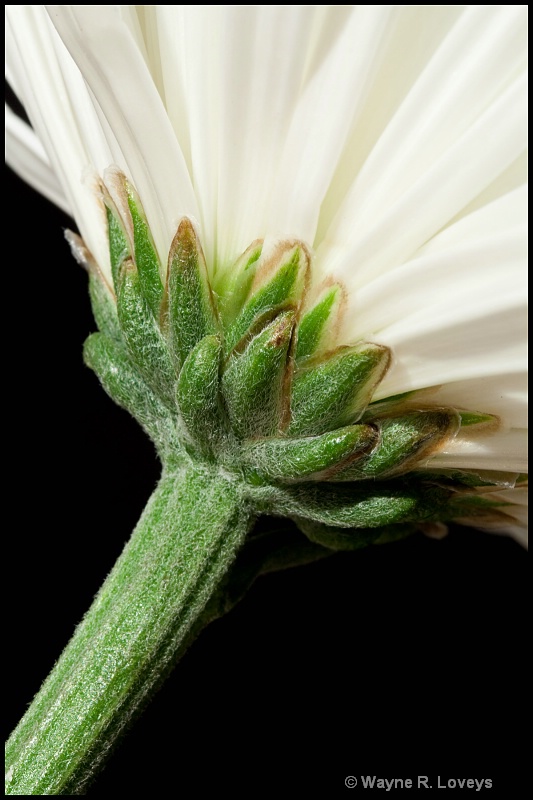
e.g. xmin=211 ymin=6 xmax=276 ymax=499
xmin=427 ymin=428 xmax=527 ymax=474
xmin=321 ymin=73 xmax=526 ymax=288
xmin=128 ymin=6 xmax=166 ymax=103
xmin=337 ymin=186 xmax=528 ymax=421
xmin=459 ymin=485 xmax=528 ymax=548
xmin=378 ymin=302 xmax=525 ymax=399
xmin=347 ymin=187 xmax=526 ymax=340
xmin=314 ymin=6 xmax=464 ymax=239
xmin=265 ymin=6 xmax=394 ymax=246
xmin=5 ymin=104 xmax=70 ymax=214
xmin=46 ymin=4 xmax=198 ymax=268
xmin=318 ymin=6 xmax=527 ymax=285
xmin=427 ymin=372 xmax=527 ymax=431
xmin=6 ymin=5 xmax=112 ymax=274
xmin=153 ymin=6 xmax=323 ymax=272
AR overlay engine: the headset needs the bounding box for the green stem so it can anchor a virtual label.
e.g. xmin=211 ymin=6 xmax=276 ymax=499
xmin=6 ymin=466 xmax=252 ymax=795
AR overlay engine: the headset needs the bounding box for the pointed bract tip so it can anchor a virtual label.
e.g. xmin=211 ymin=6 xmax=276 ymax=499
xmin=177 ymin=216 xmax=196 ymax=238
xmin=102 ymin=166 xmax=129 ymax=208
xmin=336 ymin=340 xmax=392 ymax=378
xmin=64 ymin=230 xmax=93 ymax=272
xmin=252 ymin=238 xmax=310 ymax=291
xmin=118 ymin=256 xmax=136 ymax=282
xmin=169 ymin=217 xmax=202 ymax=263
xmin=266 ymin=310 xmax=296 ymax=347
xmin=459 ymin=411 xmax=499 ymax=429
xmin=101 ymin=167 xmax=134 ymax=245
xmin=366 ymin=342 xmax=392 ymax=382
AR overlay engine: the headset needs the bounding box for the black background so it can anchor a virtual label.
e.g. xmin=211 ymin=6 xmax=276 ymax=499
xmin=5 ymin=164 xmax=527 ymax=793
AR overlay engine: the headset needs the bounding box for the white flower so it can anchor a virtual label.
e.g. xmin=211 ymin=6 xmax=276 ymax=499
xmin=5 ymin=5 xmax=527 ymax=544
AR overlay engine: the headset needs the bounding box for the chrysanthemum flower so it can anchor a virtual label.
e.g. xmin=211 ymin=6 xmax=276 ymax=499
xmin=5 ymin=5 xmax=527 ymax=794
xmin=7 ymin=5 xmax=527 ymax=540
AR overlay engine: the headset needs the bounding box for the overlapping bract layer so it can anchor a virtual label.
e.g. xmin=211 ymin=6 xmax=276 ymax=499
xmin=84 ymin=175 xmax=509 ymax=549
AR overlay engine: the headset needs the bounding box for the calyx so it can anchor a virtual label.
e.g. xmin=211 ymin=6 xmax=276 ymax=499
xmin=81 ymin=173 xmax=503 ymax=549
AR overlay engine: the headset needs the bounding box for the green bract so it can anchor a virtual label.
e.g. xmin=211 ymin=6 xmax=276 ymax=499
xmin=87 ymin=181 xmax=496 ymax=549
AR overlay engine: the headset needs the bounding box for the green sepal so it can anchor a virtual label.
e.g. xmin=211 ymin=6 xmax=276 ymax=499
xmin=126 ymin=182 xmax=164 ymax=319
xmin=271 ymin=482 xmax=452 ymax=528
xmin=243 ymin=424 xmax=378 ymax=483
xmin=411 ymin=468 xmax=519 ymax=489
xmin=83 ymin=333 xmax=180 ymax=459
xmin=222 ymin=311 xmax=295 ymax=439
xmin=214 ymin=240 xmax=263 ymax=328
xmin=167 ymin=219 xmax=220 ymax=371
xmin=116 ymin=260 xmax=176 ymax=408
xmin=293 ymin=517 xmax=396 ymax=551
xmin=176 ymin=335 xmax=223 ymax=456
xmin=363 ymin=390 xmax=419 ymax=419
xmin=435 ymin=493 xmax=520 ymax=530
xmin=289 ymin=343 xmax=391 ymax=436
xmin=445 ymin=493 xmax=513 ymax=517
xmin=459 ymin=411 xmax=497 ymax=427
xmin=295 ymin=283 xmax=344 ymax=361
xmin=225 ymin=242 xmax=309 ymax=355
xmin=332 ymin=410 xmax=460 ymax=481
xmin=106 ymin=205 xmax=130 ymax=293
xmin=88 ymin=273 xmax=123 ymax=346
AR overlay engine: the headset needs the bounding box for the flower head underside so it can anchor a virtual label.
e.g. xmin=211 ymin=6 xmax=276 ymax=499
xmin=5 ymin=5 xmax=527 ymax=543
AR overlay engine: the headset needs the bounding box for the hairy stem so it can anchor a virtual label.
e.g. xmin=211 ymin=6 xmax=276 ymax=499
xmin=6 ymin=466 xmax=252 ymax=795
